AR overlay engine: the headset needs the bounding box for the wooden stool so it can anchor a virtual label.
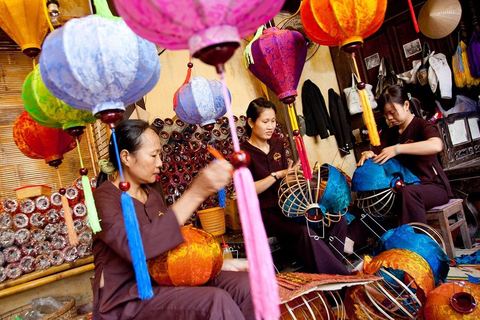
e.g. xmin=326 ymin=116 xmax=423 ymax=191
xmin=425 ymin=199 xmax=472 ymax=259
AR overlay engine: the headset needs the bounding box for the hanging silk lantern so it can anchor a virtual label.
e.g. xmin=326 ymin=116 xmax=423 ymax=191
xmin=300 ymin=0 xmax=387 ymax=146
xmin=23 ymin=64 xmax=101 ymax=234
xmin=39 ymin=5 xmax=161 ymax=300
xmin=175 ymin=77 xmax=229 ymax=130
xmin=113 ymin=0 xmax=285 ymax=73
xmin=23 ymin=65 xmax=97 ymax=132
xmin=0 ymin=0 xmax=49 ymax=58
xmin=246 ymin=27 xmax=307 ymax=104
xmin=13 ymin=111 xmax=76 ymax=167
xmin=39 ymin=15 xmax=160 ymax=117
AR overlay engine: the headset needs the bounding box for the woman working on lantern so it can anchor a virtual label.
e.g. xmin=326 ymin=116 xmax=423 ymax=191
xmin=357 ymin=85 xmax=452 ymax=224
xmin=240 ymin=97 xmax=350 ymax=275
xmin=92 ymin=120 xmax=253 ymax=320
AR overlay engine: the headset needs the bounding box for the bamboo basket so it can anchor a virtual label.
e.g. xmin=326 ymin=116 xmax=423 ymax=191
xmin=0 ymin=296 xmax=76 ymax=320
xmin=197 ymin=207 xmax=226 ymax=236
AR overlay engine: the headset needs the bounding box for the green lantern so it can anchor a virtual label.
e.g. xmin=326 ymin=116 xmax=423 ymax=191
xmin=23 ymin=65 xmax=96 ymax=132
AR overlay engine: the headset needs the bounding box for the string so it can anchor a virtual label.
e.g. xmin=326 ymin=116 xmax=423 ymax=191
xmin=43 ymin=0 xmax=55 ymax=32
xmin=85 ymin=124 xmax=98 ymax=176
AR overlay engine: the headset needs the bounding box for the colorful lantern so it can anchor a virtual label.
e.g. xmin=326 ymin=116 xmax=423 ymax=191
xmin=112 ymin=0 xmax=285 ymax=73
xmin=148 ymin=225 xmax=222 ymax=286
xmin=175 ymin=77 xmax=229 ymax=130
xmin=0 ymin=0 xmax=49 ymax=58
xmin=13 ymin=111 xmax=76 ymax=167
xmin=300 ymin=0 xmax=387 ymax=146
xmin=363 ymin=248 xmax=435 ymax=300
xmin=39 ymin=15 xmax=160 ymax=117
xmin=247 ymin=27 xmax=307 ymax=104
xmin=39 ymin=8 xmax=161 ymax=300
xmin=424 ymin=282 xmax=480 ymax=319
xmin=23 ymin=65 xmax=97 ymax=132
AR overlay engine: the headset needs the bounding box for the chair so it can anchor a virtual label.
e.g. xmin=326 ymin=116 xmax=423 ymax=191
xmin=425 ymin=199 xmax=472 ymax=259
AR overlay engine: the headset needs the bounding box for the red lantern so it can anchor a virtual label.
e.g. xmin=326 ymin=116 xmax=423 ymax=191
xmin=13 ymin=111 xmax=76 ymax=167
xmin=247 ymin=27 xmax=307 ymax=104
xmin=147 ymin=225 xmax=222 ymax=286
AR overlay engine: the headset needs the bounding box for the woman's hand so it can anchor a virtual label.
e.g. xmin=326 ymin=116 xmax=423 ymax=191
xmin=277 ymin=159 xmax=300 ymax=179
xmin=356 ymin=150 xmax=376 ymax=167
xmin=191 ymin=159 xmax=233 ymax=198
xmin=221 ymin=258 xmax=249 ymax=272
xmin=373 ymin=145 xmax=397 ymax=165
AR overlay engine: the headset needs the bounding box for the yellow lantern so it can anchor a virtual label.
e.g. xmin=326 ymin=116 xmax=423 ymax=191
xmin=0 ymin=0 xmax=49 ymax=58
xmin=300 ymin=0 xmax=388 ymax=146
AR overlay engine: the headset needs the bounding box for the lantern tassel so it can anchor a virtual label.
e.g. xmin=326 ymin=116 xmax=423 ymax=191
xmin=111 ymin=129 xmax=153 ymax=300
xmin=359 ymin=88 xmax=380 ymax=146
xmin=407 ymin=0 xmax=420 ymax=33
xmin=61 ymin=194 xmax=79 ymax=246
xmin=287 ymin=104 xmax=312 ymax=180
xmin=94 ymin=0 xmax=122 ymax=21
xmin=219 ymin=72 xmax=280 ymax=320
xmin=82 ymin=175 xmax=102 ymax=233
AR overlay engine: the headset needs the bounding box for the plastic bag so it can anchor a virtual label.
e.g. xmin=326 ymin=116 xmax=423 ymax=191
xmin=437 ymin=95 xmax=478 ymax=116
xmin=31 ymin=296 xmax=64 ymax=314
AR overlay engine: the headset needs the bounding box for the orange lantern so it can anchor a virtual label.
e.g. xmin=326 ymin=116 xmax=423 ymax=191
xmin=148 ymin=225 xmax=223 ymax=286
xmin=424 ymin=282 xmax=480 ymax=319
xmin=0 ymin=0 xmax=49 ymax=58
xmin=300 ymin=0 xmax=387 ymax=146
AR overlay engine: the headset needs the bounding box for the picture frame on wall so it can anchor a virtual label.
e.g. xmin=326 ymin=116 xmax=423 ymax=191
xmin=364 ymin=53 xmax=380 ymax=70
xmin=403 ymin=39 xmax=422 ymax=58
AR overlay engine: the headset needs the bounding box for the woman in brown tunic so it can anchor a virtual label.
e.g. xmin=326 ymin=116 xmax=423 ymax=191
xmin=92 ymin=120 xmax=253 ymax=320
xmin=240 ymin=98 xmax=350 ymax=275
xmin=357 ymin=85 xmax=452 ymax=224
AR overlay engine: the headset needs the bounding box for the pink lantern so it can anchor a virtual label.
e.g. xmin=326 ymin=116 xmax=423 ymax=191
xmin=113 ymin=0 xmax=285 ymax=72
xmin=247 ymin=27 xmax=307 ymax=104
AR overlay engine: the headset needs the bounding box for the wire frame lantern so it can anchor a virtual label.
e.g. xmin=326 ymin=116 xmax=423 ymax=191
xmin=278 ymin=163 xmax=351 ymax=227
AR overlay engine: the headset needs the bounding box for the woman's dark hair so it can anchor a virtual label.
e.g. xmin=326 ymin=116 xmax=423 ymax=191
xmin=377 ymin=84 xmax=422 ymax=118
xmin=97 ymin=119 xmax=151 ymax=187
xmin=245 ymin=97 xmax=277 ymax=137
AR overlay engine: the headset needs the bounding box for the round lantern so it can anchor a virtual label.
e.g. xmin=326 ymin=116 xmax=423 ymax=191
xmin=175 ymin=77 xmax=230 ymax=130
xmin=112 ymin=0 xmax=285 ymax=72
xmin=39 ymin=15 xmax=161 ymax=117
xmin=374 ymin=224 xmax=450 ymax=286
xmin=0 ymin=0 xmax=49 ymax=58
xmin=424 ymin=282 xmax=480 ymax=319
xmin=147 ymin=225 xmax=222 ymax=286
xmin=247 ymin=27 xmax=307 ymax=104
xmin=300 ymin=0 xmax=387 ymax=49
xmin=352 ymin=159 xmax=420 ymax=217
xmin=23 ymin=65 xmax=96 ymax=133
xmin=13 ymin=111 xmax=77 ymax=167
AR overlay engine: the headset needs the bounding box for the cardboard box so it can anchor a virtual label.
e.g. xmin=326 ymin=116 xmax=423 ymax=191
xmin=224 ymin=197 xmax=242 ymax=230
xmin=14 ymin=185 xmax=52 ymax=199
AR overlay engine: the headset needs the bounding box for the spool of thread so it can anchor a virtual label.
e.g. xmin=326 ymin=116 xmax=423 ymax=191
xmin=13 ymin=213 xmax=29 ymax=230
xmin=14 ymin=228 xmax=31 ymax=246
xmin=51 ymin=235 xmax=67 ymax=250
xmin=0 ymin=230 xmax=15 ymax=247
xmin=30 ymin=212 xmax=46 ymax=229
xmin=35 ymin=254 xmax=51 ymax=270
xmin=5 ymin=263 xmax=22 ymax=279
xmin=45 ymin=209 xmax=60 ymax=224
xmin=31 ymin=229 xmax=46 ymax=243
xmin=74 ymin=219 xmax=87 ymax=234
xmin=3 ymin=199 xmax=18 ymax=214
xmin=4 ymin=245 xmax=22 ymax=263
xmin=78 ymin=230 xmax=93 ymax=245
xmin=77 ymin=244 xmax=92 ymax=258
xmin=0 ymin=266 xmax=6 ymax=282
xmin=0 ymin=213 xmax=12 ymax=230
xmin=19 ymin=199 xmax=35 ymax=215
xmin=34 ymin=241 xmax=52 ymax=256
xmin=21 ymin=242 xmax=37 ymax=257
xmin=44 ymin=223 xmax=59 ymax=239
xmin=63 ymin=246 xmax=78 ymax=262
xmin=35 ymin=195 xmax=50 ymax=212
xmin=19 ymin=255 xmax=36 ymax=273
xmin=73 ymin=203 xmax=87 ymax=219
xmin=49 ymin=249 xmax=64 ymax=266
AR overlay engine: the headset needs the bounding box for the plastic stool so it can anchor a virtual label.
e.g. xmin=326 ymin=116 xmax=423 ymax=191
xmin=425 ymin=199 xmax=472 ymax=259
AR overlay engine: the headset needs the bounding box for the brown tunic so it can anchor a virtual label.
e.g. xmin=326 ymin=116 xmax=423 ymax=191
xmin=92 ymin=181 xmax=254 ymax=320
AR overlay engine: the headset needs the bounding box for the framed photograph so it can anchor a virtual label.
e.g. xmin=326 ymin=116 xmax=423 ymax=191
xmin=364 ymin=53 xmax=380 ymax=70
xmin=448 ymin=119 xmax=469 ymax=146
xmin=403 ymin=39 xmax=422 ymax=58
xmin=468 ymin=116 xmax=480 ymax=140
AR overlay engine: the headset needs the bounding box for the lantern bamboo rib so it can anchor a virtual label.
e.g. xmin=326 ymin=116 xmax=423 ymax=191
xmin=0 ymin=263 xmax=94 ymax=299
xmin=76 ymin=138 xmax=85 ymax=168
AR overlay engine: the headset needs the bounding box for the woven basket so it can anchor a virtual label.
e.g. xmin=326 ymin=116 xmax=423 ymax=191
xmin=197 ymin=207 xmax=226 ymax=236
xmin=0 ymin=296 xmax=76 ymax=320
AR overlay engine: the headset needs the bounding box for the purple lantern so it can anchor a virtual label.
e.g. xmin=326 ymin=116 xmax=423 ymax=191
xmin=113 ymin=0 xmax=285 ymax=73
xmin=175 ymin=77 xmax=230 ymax=131
xmin=247 ymin=27 xmax=307 ymax=104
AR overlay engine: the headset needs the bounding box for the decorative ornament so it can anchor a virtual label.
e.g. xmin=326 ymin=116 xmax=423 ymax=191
xmin=39 ymin=0 xmax=161 ymax=300
xmin=0 ymin=0 xmax=49 ymax=58
xmin=300 ymin=0 xmax=387 ymax=146
xmin=246 ymin=27 xmax=307 ymax=104
xmin=148 ymin=225 xmax=222 ymax=286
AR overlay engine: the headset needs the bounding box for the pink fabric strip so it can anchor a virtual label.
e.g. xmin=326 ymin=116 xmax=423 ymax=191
xmin=219 ymin=73 xmax=280 ymax=320
xmin=295 ymin=136 xmax=312 ymax=180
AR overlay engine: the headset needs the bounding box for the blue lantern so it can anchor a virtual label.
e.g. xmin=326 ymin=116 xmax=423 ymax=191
xmin=39 ymin=15 xmax=160 ymax=116
xmin=174 ymin=77 xmax=230 ymax=130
